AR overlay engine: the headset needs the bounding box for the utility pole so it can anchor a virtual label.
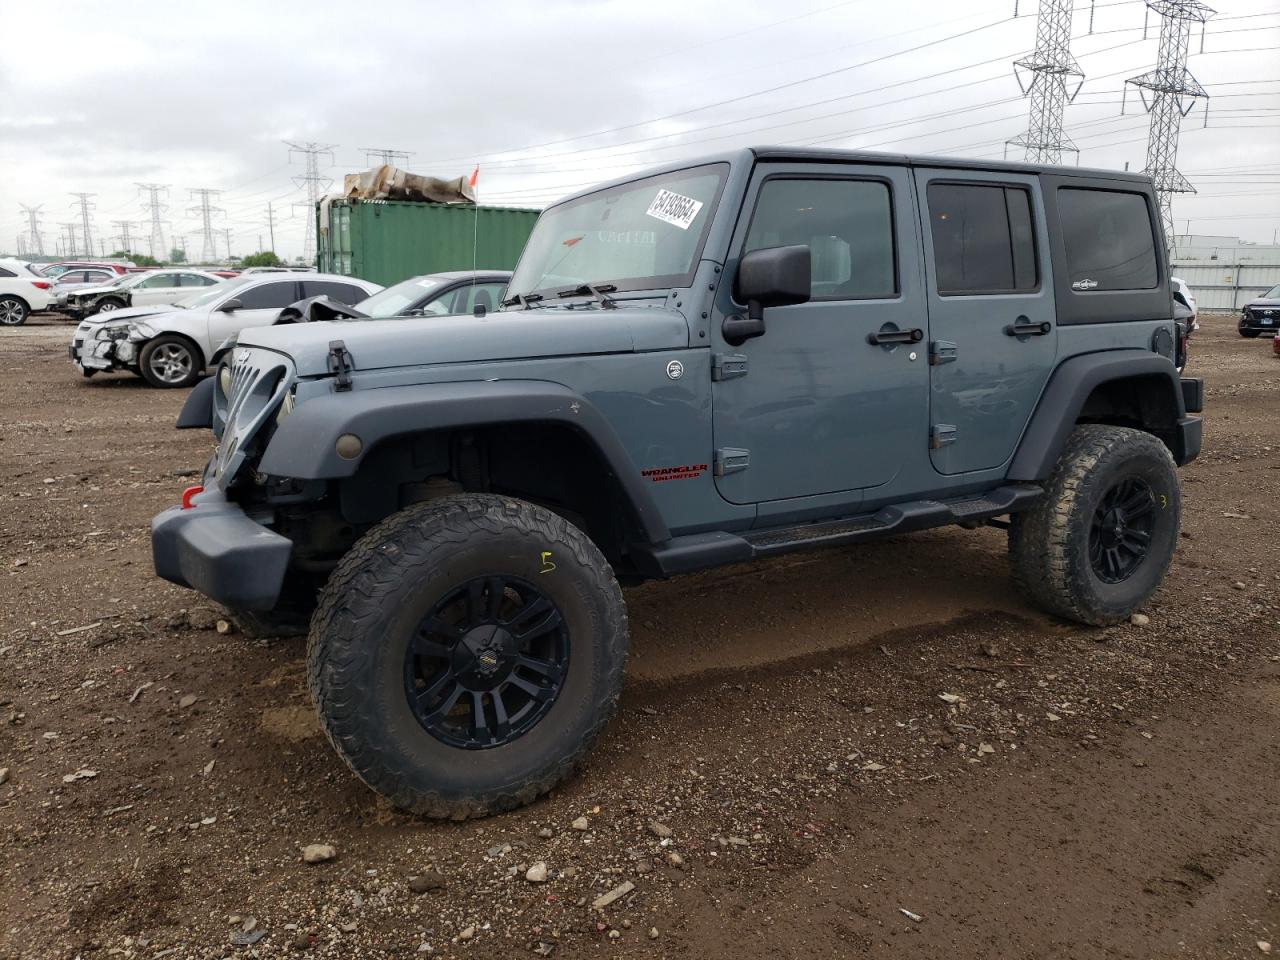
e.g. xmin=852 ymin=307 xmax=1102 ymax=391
xmin=18 ymin=204 xmax=45 ymax=256
xmin=69 ymin=193 xmax=96 ymax=258
xmin=58 ymin=222 xmax=79 ymax=258
xmin=360 ymin=146 xmax=414 ymax=167
xmin=265 ymin=200 xmax=278 ymax=252
xmin=1126 ymin=0 xmax=1214 ymax=254
xmin=187 ymin=188 xmax=224 ymax=264
xmin=284 ymin=140 xmax=337 ymax=263
xmin=136 ymin=183 xmax=170 ymax=259
xmin=1007 ymin=0 xmax=1084 ymax=164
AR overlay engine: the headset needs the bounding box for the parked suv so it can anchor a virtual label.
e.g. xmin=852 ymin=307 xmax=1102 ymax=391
xmin=1239 ymin=283 xmax=1280 ymax=337
xmin=152 ymin=148 xmax=1202 ymax=818
xmin=0 ymin=258 xmax=55 ymax=324
xmin=70 ymin=272 xmax=380 ymax=387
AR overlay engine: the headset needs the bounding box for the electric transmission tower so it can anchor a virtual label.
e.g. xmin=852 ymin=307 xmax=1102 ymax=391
xmin=1007 ymin=0 xmax=1085 ymax=164
xmin=285 ymin=140 xmax=337 ymax=263
xmin=111 ymin=220 xmax=141 ymax=255
xmin=361 ymin=146 xmax=414 ymax=167
xmin=137 ymin=183 xmax=170 ymax=259
xmin=69 ymin=193 xmax=96 ymax=259
xmin=18 ymin=204 xmax=45 ymax=256
xmin=58 ymin=222 xmax=79 ymax=258
xmin=222 ymin=228 xmax=234 ymax=260
xmin=1125 ymin=0 xmax=1214 ymax=253
xmin=187 ymin=188 xmax=224 ymax=264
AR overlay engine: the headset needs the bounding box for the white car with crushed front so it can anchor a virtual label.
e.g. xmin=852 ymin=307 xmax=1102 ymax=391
xmin=69 ymin=272 xmax=381 ymax=387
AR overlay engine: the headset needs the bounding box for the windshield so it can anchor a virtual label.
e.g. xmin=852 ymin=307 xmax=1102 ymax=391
xmin=1264 ymin=283 xmax=1280 ymax=300
xmin=506 ymin=163 xmax=728 ymax=301
xmin=356 ymin=275 xmax=449 ymax=318
xmin=176 ymin=275 xmax=250 ymax=309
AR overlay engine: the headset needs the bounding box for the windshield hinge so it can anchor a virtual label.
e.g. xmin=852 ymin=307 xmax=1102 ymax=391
xmin=327 ymin=340 xmax=354 ymax=392
xmin=711 ymin=353 xmax=749 ymax=381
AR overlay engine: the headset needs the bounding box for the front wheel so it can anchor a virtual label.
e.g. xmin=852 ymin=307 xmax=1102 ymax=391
xmin=0 ymin=296 xmax=29 ymax=326
xmin=139 ymin=335 xmax=202 ymax=388
xmin=1240 ymin=329 xmax=1261 ymax=338
xmin=308 ymin=495 xmax=628 ymax=819
xmin=1009 ymin=425 xmax=1180 ymax=625
xmin=93 ymin=297 xmax=125 ymax=315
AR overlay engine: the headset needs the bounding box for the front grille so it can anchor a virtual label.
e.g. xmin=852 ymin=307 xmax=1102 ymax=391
xmin=212 ymin=347 xmax=294 ymax=487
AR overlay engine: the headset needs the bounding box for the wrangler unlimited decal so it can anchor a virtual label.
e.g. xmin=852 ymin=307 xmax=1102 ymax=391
xmin=641 ymin=463 xmax=708 ymax=482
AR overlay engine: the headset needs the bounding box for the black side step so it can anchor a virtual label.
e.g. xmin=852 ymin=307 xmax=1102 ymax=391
xmin=630 ymin=484 xmax=1042 ymax=577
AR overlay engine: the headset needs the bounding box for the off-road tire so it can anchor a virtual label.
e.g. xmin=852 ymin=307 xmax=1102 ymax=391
xmin=139 ymin=334 xmax=203 ymax=388
xmin=1240 ymin=329 xmax=1261 ymax=339
xmin=308 ymin=494 xmax=628 ymax=819
xmin=0 ymin=295 xmax=29 ymax=326
xmin=1009 ymin=425 xmax=1180 ymax=625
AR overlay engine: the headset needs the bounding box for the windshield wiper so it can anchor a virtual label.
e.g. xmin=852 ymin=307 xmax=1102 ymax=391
xmin=501 ymin=292 xmax=544 ymax=310
xmin=555 ymin=283 xmax=618 ymax=309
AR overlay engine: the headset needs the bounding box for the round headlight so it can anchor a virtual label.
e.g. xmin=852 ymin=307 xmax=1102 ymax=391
xmin=218 ymin=364 xmax=232 ymax=397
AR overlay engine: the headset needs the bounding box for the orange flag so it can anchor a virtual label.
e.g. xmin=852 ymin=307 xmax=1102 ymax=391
xmin=469 ymin=165 xmax=480 ymax=188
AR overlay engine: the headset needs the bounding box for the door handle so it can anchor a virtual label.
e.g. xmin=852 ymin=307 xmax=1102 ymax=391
xmin=1004 ymin=317 xmax=1052 ymax=337
xmin=867 ymin=327 xmax=924 ymax=346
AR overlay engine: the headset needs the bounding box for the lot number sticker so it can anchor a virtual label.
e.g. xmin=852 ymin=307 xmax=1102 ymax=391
xmin=646 ymin=189 xmax=704 ymax=230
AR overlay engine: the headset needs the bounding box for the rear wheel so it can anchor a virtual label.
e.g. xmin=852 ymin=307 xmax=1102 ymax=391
xmin=1009 ymin=425 xmax=1180 ymax=625
xmin=1240 ymin=329 xmax=1261 ymax=338
xmin=0 ymin=296 xmax=29 ymax=326
xmin=308 ymin=494 xmax=628 ymax=819
xmin=139 ymin=335 xmax=202 ymax=388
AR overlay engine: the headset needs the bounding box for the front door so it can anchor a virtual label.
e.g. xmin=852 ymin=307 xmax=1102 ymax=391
xmin=914 ymin=170 xmax=1058 ymax=475
xmin=711 ymin=164 xmax=929 ymax=506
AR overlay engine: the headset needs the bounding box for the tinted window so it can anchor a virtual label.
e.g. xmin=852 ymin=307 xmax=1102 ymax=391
xmin=0 ymin=267 xmax=14 ymax=278
xmin=84 ymin=271 xmax=114 ymax=284
xmin=302 ymin=280 xmax=366 ymax=304
xmin=928 ymin=183 xmax=1037 ymax=295
xmin=139 ymin=273 xmax=175 ymax=288
xmin=443 ymin=282 xmax=508 ymax=314
xmin=744 ymin=178 xmax=896 ymax=300
xmin=1058 ymin=188 xmax=1158 ymax=291
xmin=236 ymin=281 xmax=298 ymax=309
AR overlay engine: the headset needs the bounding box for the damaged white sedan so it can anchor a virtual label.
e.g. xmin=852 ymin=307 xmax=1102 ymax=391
xmin=69 ymin=273 xmax=381 ymax=388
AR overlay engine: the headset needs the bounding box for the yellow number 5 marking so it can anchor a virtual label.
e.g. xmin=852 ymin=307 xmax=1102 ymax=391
xmin=540 ymin=551 xmax=557 ymax=574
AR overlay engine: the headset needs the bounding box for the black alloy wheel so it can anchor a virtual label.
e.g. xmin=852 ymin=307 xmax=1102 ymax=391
xmin=405 ymin=575 xmax=569 ymax=749
xmin=1088 ymin=476 xmax=1155 ymax=583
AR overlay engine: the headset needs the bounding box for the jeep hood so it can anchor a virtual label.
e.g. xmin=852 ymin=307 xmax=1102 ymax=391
xmin=234 ymin=306 xmax=692 ymax=376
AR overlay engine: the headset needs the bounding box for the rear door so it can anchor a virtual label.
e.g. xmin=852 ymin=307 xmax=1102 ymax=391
xmin=914 ymin=169 xmax=1057 ymax=475
xmin=132 ymin=272 xmax=183 ymax=305
xmin=300 ymin=279 xmax=370 ymax=305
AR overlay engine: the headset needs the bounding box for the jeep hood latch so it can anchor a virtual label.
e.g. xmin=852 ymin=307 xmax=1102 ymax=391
xmin=327 ymin=340 xmax=354 ymax=392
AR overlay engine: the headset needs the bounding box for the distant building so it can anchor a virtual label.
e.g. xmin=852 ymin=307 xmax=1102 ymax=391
xmin=1170 ymin=234 xmax=1280 ymax=311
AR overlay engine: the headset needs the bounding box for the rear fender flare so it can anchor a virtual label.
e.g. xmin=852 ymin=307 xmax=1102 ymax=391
xmin=1008 ymin=350 xmax=1187 ymax=481
xmin=258 ymin=379 xmax=671 ymax=544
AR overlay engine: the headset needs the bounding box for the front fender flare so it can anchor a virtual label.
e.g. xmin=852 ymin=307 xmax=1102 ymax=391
xmin=258 ymin=379 xmax=671 ymax=544
xmin=1008 ymin=350 xmax=1192 ymax=481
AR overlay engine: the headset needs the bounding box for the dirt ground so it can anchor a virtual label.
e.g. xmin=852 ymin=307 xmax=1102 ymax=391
xmin=0 ymin=313 xmax=1277 ymax=960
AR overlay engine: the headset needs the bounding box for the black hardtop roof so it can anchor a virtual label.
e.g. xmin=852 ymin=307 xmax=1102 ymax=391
xmin=748 ymin=145 xmax=1152 ymax=183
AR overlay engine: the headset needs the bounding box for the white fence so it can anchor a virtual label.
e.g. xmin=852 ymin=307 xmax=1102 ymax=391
xmin=1170 ymin=260 xmax=1280 ymax=312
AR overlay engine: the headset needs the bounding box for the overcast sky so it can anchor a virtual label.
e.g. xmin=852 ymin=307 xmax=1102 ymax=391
xmin=1 ymin=0 xmax=1277 ymax=263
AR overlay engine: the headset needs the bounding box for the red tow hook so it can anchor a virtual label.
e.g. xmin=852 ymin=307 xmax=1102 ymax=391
xmin=181 ymin=485 xmax=204 ymax=510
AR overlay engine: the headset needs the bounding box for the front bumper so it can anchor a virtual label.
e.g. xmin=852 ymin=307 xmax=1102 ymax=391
xmin=151 ymin=488 xmax=292 ymax=610
xmin=69 ymin=333 xmax=138 ymax=372
xmin=1240 ymin=314 xmax=1278 ymax=334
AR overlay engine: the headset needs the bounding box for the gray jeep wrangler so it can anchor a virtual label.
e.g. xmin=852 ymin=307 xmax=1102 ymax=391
xmin=153 ymin=147 xmax=1203 ymax=818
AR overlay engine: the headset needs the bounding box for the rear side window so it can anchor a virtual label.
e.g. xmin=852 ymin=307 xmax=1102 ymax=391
xmin=0 ymin=267 xmax=14 ymax=278
xmin=237 ymin=281 xmax=298 ymax=309
xmin=744 ymin=178 xmax=897 ymax=301
xmin=927 ymin=183 xmax=1037 ymax=295
xmin=1057 ymin=188 xmax=1157 ymax=291
xmin=302 ymin=280 xmax=367 ymax=304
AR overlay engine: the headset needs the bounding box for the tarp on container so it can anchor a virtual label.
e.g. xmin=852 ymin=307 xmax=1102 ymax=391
xmin=319 ymin=165 xmax=478 ymax=249
xmin=343 ymin=165 xmax=475 ymax=204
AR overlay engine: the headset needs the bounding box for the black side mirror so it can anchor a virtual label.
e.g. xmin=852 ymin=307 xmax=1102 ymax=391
xmin=218 ymin=297 xmax=243 ymax=313
xmin=724 ymin=244 xmax=810 ymax=345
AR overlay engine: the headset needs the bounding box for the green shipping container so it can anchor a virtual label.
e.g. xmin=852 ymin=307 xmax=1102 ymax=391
xmin=317 ymin=200 xmax=540 ymax=287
